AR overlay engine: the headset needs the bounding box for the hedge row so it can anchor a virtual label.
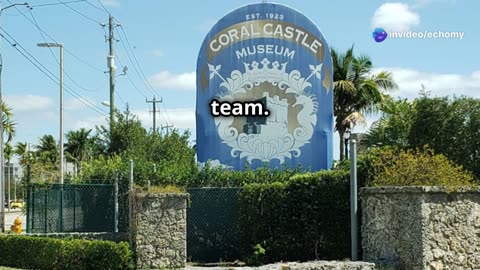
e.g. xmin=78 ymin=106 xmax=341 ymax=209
xmin=0 ymin=235 xmax=132 ymax=270
xmin=240 ymin=170 xmax=351 ymax=264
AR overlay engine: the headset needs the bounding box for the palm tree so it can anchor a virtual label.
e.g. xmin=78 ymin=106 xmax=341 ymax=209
xmin=4 ymin=142 xmax=12 ymax=159
xmin=2 ymin=101 xmax=16 ymax=143
xmin=35 ymin=134 xmax=58 ymax=164
xmin=65 ymin=128 xmax=92 ymax=174
xmin=332 ymin=46 xmax=398 ymax=160
xmin=14 ymin=142 xmax=33 ymax=168
xmin=363 ymin=98 xmax=414 ymax=148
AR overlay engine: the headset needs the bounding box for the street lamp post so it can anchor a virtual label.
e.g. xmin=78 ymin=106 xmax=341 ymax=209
xmin=344 ymin=130 xmax=351 ymax=160
xmin=37 ymin=43 xmax=64 ymax=184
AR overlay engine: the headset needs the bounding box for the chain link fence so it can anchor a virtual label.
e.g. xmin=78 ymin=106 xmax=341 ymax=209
xmin=26 ymin=183 xmax=129 ymax=233
xmin=187 ymin=187 xmax=242 ymax=263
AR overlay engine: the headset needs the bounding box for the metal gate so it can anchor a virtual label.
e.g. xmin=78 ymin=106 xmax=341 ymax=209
xmin=187 ymin=187 xmax=241 ymax=263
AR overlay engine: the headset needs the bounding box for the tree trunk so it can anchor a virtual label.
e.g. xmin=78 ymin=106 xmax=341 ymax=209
xmin=339 ymin=131 xmax=345 ymax=161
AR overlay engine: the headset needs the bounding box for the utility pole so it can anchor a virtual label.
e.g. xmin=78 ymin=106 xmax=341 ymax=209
xmin=38 ymin=43 xmax=64 ymax=184
xmin=161 ymin=124 xmax=174 ymax=135
xmin=146 ymin=96 xmax=162 ymax=133
xmin=107 ymin=15 xmax=116 ymax=141
xmin=0 ymin=1 xmax=29 ymax=232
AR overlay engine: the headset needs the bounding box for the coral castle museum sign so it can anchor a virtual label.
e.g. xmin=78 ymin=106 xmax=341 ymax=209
xmin=196 ymin=3 xmax=333 ymax=171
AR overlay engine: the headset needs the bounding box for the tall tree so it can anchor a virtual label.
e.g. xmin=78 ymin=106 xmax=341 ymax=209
xmin=65 ymin=128 xmax=92 ymax=174
xmin=2 ymin=101 xmax=16 ymax=143
xmin=14 ymin=142 xmax=34 ymax=169
xmin=332 ymin=46 xmax=398 ymax=160
xmin=4 ymin=143 xmax=13 ymax=164
xmin=98 ymin=106 xmax=148 ymax=158
xmin=35 ymin=134 xmax=58 ymax=164
xmin=363 ymin=98 xmax=415 ymax=148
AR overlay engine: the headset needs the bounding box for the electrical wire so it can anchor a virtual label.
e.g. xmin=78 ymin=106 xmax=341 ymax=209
xmin=0 ymin=28 xmax=108 ymax=116
xmin=85 ymin=0 xmax=108 ymax=14
xmin=95 ymin=0 xmax=110 ymax=14
xmin=114 ymin=24 xmax=174 ymax=126
xmin=114 ymin=28 xmax=156 ymax=97
xmin=28 ymin=8 xmax=106 ymax=92
xmin=9 ymin=1 xmax=106 ymax=74
xmin=114 ymin=52 xmax=148 ymax=98
xmin=55 ymin=0 xmax=104 ymax=26
xmin=117 ymin=26 xmax=158 ymax=95
xmin=29 ymin=0 xmax=86 ymax=8
xmin=161 ymin=102 xmax=173 ymax=126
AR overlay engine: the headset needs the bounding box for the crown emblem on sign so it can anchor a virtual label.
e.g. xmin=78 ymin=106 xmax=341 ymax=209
xmin=243 ymin=58 xmax=287 ymax=83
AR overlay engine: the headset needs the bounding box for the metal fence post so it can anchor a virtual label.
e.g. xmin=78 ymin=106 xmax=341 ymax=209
xmin=114 ymin=171 xmax=119 ymax=233
xmin=73 ymin=187 xmax=76 ymax=232
xmin=32 ymin=185 xmax=35 ymax=232
xmin=129 ymin=160 xmax=134 ymax=248
xmin=59 ymin=185 xmax=64 ymax=232
xmin=129 ymin=160 xmax=134 ymax=191
xmin=44 ymin=189 xmax=48 ymax=233
xmin=350 ymin=139 xmax=358 ymax=261
xmin=26 ymin=185 xmax=31 ymax=233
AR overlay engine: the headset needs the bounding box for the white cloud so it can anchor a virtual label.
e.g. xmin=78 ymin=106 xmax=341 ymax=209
xmin=71 ymin=115 xmax=107 ymax=130
xmin=65 ymin=98 xmax=96 ymax=110
xmin=134 ymin=108 xmax=195 ymax=130
xmin=149 ymin=71 xmax=195 ymax=90
xmin=373 ymin=68 xmax=480 ymax=99
xmin=4 ymin=94 xmax=54 ymax=111
xmin=151 ymin=49 xmax=164 ymax=57
xmin=371 ymin=3 xmax=420 ymax=32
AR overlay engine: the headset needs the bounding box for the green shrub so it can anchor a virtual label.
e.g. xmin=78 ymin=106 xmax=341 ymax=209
xmin=0 ymin=236 xmax=132 ymax=270
xmin=366 ymin=146 xmax=474 ymax=188
xmin=240 ymin=170 xmax=350 ymax=264
xmin=334 ymin=146 xmax=474 ymax=189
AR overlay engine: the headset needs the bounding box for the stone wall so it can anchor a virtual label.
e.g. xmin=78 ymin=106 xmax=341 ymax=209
xmin=187 ymin=261 xmax=377 ymax=270
xmin=131 ymin=193 xmax=188 ymax=269
xmin=361 ymin=186 xmax=480 ymax=270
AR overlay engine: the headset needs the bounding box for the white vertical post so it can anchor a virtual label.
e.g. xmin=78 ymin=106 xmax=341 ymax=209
xmin=7 ymin=163 xmax=10 ymax=212
xmin=350 ymin=139 xmax=358 ymax=261
xmin=59 ymin=45 xmax=64 ymax=185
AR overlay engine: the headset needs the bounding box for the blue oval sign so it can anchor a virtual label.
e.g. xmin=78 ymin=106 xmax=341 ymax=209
xmin=196 ymin=3 xmax=333 ymax=171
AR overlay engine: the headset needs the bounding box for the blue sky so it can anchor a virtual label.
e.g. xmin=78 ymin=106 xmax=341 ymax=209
xmin=2 ymin=0 xmax=479 ymax=162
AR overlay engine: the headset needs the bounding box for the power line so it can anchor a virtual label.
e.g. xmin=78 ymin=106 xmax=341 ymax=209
xmin=84 ymin=0 xmax=107 ymax=14
xmin=28 ymin=8 xmax=105 ymax=92
xmin=114 ymin=24 xmax=173 ymax=125
xmin=30 ymin=0 xmax=86 ymax=8
xmin=55 ymin=0 xmax=104 ymax=26
xmin=161 ymin=102 xmax=173 ymax=125
xmin=95 ymin=0 xmax=110 ymax=14
xmin=0 ymin=28 xmax=108 ymax=116
xmin=117 ymin=26 xmax=158 ymax=95
xmin=9 ymin=1 xmax=106 ymax=73
xmin=114 ymin=52 xmax=148 ymax=98
xmin=114 ymin=27 xmax=156 ymax=97
xmin=116 ymin=91 xmax=126 ymax=105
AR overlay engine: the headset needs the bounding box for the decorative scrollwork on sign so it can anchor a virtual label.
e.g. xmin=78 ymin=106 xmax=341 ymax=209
xmin=210 ymin=58 xmax=322 ymax=163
